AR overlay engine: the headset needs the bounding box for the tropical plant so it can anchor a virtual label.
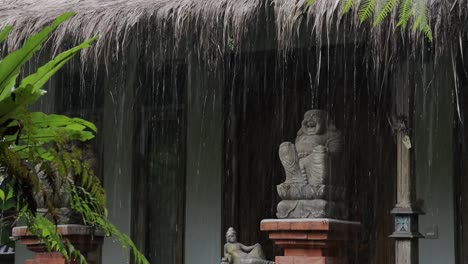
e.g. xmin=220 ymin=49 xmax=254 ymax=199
xmin=0 ymin=13 xmax=148 ymax=264
xmin=308 ymin=0 xmax=433 ymax=41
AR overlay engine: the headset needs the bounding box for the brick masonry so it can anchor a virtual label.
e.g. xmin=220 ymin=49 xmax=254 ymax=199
xmin=13 ymin=225 xmax=104 ymax=264
xmin=261 ymin=219 xmax=361 ymax=264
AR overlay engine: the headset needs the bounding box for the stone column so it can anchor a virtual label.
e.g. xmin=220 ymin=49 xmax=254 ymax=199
xmin=261 ymin=219 xmax=360 ymax=264
xmin=12 ymin=225 xmax=104 ymax=264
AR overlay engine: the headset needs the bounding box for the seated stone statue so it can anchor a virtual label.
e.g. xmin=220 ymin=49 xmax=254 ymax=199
xmin=276 ymin=109 xmax=347 ymax=219
xmin=279 ymin=109 xmax=341 ymax=186
xmin=222 ymin=227 xmax=274 ymax=264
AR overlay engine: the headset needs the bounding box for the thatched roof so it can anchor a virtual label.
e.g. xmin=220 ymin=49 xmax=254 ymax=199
xmin=0 ymin=0 xmax=464 ymax=65
xmin=0 ymin=0 xmax=266 ymax=64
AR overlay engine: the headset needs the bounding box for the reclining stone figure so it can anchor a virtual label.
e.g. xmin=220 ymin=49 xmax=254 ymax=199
xmin=221 ymin=227 xmax=274 ymax=264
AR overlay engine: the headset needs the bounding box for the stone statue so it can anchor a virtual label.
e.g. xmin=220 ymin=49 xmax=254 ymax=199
xmin=34 ymin=143 xmax=98 ymax=224
xmin=276 ymin=109 xmax=347 ymax=219
xmin=222 ymin=227 xmax=274 ymax=264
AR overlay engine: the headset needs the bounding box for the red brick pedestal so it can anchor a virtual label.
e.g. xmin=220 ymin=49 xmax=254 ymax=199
xmin=260 ymin=219 xmax=361 ymax=264
xmin=12 ymin=225 xmax=105 ymax=264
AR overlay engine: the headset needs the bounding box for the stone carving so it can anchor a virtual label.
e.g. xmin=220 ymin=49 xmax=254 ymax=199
xmin=277 ymin=109 xmax=347 ymax=219
xmin=222 ymin=227 xmax=274 ymax=264
xmin=34 ymin=143 xmax=98 ymax=224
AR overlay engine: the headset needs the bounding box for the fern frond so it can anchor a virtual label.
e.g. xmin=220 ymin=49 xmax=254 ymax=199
xmin=374 ymin=0 xmax=400 ymax=26
xmin=420 ymin=22 xmax=433 ymax=41
xmin=359 ymin=0 xmax=377 ymax=23
xmin=342 ymin=0 xmax=356 ymax=14
xmin=69 ymin=186 xmax=148 ymax=264
xmin=307 ymin=0 xmax=318 ymax=7
xmin=397 ymin=0 xmax=413 ymax=29
xmin=22 ymin=212 xmax=88 ymax=263
xmin=412 ymin=0 xmax=433 ymax=41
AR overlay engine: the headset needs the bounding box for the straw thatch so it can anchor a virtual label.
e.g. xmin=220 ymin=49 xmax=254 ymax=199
xmin=0 ymin=0 xmax=466 ymax=65
xmin=0 ymin=0 xmax=267 ymax=66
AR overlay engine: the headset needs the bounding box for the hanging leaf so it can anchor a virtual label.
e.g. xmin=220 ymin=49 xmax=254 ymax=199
xmin=0 ymin=26 xmax=13 ymax=46
xmin=397 ymin=0 xmax=413 ymax=29
xmin=359 ymin=0 xmax=377 ymax=24
xmin=342 ymin=0 xmax=357 ymax=14
xmin=374 ymin=0 xmax=400 ymax=26
xmin=307 ymin=0 xmax=318 ymax=7
xmin=0 ymin=13 xmax=75 ymax=97
xmin=20 ymin=37 xmax=96 ymax=95
xmin=29 ymin=112 xmax=97 ymax=132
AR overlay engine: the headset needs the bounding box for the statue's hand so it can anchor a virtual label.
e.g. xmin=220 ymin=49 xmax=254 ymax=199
xmin=312 ymin=145 xmax=328 ymax=153
xmin=221 ymin=255 xmax=232 ymax=264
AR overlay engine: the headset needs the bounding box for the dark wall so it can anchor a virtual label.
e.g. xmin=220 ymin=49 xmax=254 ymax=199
xmin=131 ymin=63 xmax=187 ymax=264
xmin=223 ymin=46 xmax=396 ymax=263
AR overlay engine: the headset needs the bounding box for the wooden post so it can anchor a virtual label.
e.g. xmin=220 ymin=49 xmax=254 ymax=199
xmin=390 ymin=59 xmax=423 ymax=264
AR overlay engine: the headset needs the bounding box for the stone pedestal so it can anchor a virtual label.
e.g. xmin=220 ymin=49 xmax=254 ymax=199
xmin=12 ymin=225 xmax=104 ymax=264
xmin=260 ymin=219 xmax=361 ymax=264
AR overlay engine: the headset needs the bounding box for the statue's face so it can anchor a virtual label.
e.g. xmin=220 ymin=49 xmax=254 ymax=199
xmin=226 ymin=233 xmax=237 ymax=243
xmin=302 ymin=112 xmax=325 ymax=135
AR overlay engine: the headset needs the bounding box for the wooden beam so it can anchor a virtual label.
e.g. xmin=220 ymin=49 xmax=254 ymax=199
xmin=390 ymin=58 xmax=423 ymax=264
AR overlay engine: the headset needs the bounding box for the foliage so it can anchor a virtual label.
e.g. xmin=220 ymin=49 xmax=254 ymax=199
xmin=0 ymin=13 xmax=148 ymax=264
xmin=307 ymin=0 xmax=433 ymax=41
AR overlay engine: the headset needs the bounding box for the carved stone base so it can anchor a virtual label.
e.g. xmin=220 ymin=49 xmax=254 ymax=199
xmin=12 ymin=225 xmax=104 ymax=264
xmin=36 ymin=208 xmax=83 ymax=225
xmin=277 ymin=183 xmax=346 ymax=200
xmin=276 ymin=200 xmax=348 ymax=219
xmin=276 ymin=256 xmax=344 ymax=264
xmin=260 ymin=219 xmax=361 ymax=264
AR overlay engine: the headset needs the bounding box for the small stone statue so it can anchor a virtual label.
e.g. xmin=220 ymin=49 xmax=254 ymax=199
xmin=222 ymin=227 xmax=274 ymax=264
xmin=276 ymin=109 xmax=347 ymax=219
xmin=34 ymin=143 xmax=98 ymax=224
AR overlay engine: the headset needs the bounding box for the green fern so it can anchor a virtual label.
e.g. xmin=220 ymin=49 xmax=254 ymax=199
xmin=307 ymin=0 xmax=318 ymax=7
xmin=374 ymin=0 xmax=400 ymax=26
xmin=70 ymin=185 xmax=148 ymax=264
xmin=22 ymin=212 xmax=88 ymax=263
xmin=397 ymin=0 xmax=413 ymax=29
xmin=359 ymin=0 xmax=377 ymax=23
xmin=342 ymin=0 xmax=357 ymax=14
xmin=412 ymin=0 xmax=432 ymax=41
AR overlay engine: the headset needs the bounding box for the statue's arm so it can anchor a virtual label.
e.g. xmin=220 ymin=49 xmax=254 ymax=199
xmin=223 ymin=245 xmax=232 ymax=263
xmin=240 ymin=243 xmax=258 ymax=252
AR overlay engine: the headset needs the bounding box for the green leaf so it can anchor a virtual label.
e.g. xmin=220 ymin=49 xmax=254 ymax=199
xmin=29 ymin=112 xmax=97 ymax=132
xmin=0 ymin=26 xmax=13 ymax=46
xmin=0 ymin=72 xmax=19 ymax=101
xmin=359 ymin=0 xmax=377 ymax=24
xmin=0 ymin=189 xmax=5 ymax=202
xmin=20 ymin=37 xmax=96 ymax=94
xmin=6 ymin=186 xmax=13 ymax=200
xmin=374 ymin=0 xmax=400 ymax=26
xmin=0 ymin=84 xmax=44 ymax=125
xmin=0 ymin=199 xmax=15 ymax=210
xmin=342 ymin=0 xmax=356 ymax=14
xmin=397 ymin=0 xmax=413 ymax=29
xmin=411 ymin=0 xmax=433 ymax=41
xmin=0 ymin=12 xmax=75 ymax=98
xmin=307 ymin=0 xmax=317 ymax=7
